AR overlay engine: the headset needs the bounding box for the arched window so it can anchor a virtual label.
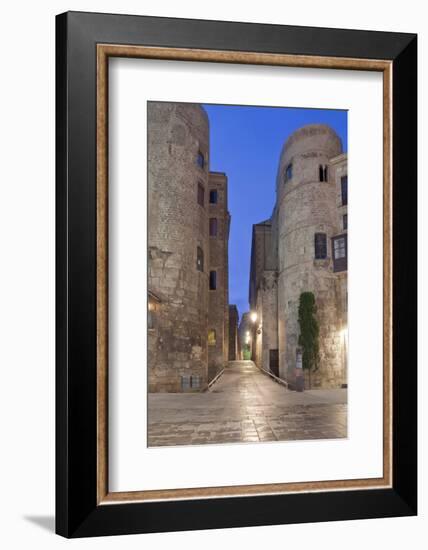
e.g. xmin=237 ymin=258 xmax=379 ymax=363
xmin=197 ymin=151 xmax=205 ymax=169
xmin=319 ymin=164 xmax=328 ymax=182
xmin=148 ymin=299 xmax=156 ymax=330
xmin=148 ymin=291 xmax=161 ymax=330
xmin=314 ymin=233 xmax=327 ymax=259
xmin=208 ymin=329 xmax=216 ymax=346
xmin=196 ymin=246 xmax=204 ymax=272
xmin=284 ymin=163 xmax=293 ymax=183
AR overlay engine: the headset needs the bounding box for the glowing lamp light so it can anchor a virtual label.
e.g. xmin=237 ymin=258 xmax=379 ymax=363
xmin=250 ymin=311 xmax=258 ymax=323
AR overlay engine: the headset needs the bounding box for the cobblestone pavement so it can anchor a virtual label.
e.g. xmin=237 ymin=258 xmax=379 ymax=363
xmin=148 ymin=361 xmax=347 ymax=447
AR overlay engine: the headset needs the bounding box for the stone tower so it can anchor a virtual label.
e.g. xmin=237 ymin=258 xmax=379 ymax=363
xmin=276 ymin=124 xmax=345 ymax=387
xmin=147 ymin=102 xmax=210 ymax=392
xmin=207 ymin=171 xmax=230 ymax=381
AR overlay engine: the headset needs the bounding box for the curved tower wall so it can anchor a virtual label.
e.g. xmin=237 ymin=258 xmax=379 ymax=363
xmin=147 ymin=102 xmax=209 ymax=392
xmin=276 ymin=125 xmax=344 ymax=387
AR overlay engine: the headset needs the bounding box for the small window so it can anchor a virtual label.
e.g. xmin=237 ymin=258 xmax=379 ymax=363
xmin=284 ymin=163 xmax=293 ymax=182
xmin=332 ymin=234 xmax=348 ymax=272
xmin=208 ymin=329 xmax=216 ymax=346
xmin=314 ymin=232 xmax=327 ymax=259
xmin=196 ymin=246 xmax=204 ymax=272
xmin=197 ymin=151 xmax=205 ymax=169
xmin=209 ymin=218 xmax=218 ymax=237
xmin=209 ymin=190 xmax=218 ymax=204
xmin=191 ymin=375 xmax=201 ymax=389
xmin=209 ymin=271 xmax=217 ymax=290
xmin=148 ymin=297 xmax=158 ymax=329
xmin=334 ymin=237 xmax=346 ymax=259
xmin=341 ymin=175 xmax=348 ymax=205
xmin=343 ymin=214 xmax=348 ymax=231
xmin=319 ymin=164 xmax=328 ymax=182
xmin=197 ymin=182 xmax=204 ymax=207
xmin=181 ymin=376 xmax=191 ymax=390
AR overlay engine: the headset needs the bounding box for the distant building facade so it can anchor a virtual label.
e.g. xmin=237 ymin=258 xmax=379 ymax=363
xmin=228 ymin=305 xmax=239 ymax=360
xmin=208 ymin=172 xmax=231 ymax=381
xmin=147 ymin=102 xmax=230 ymax=392
xmin=238 ymin=312 xmax=252 ymax=359
xmin=249 ymin=124 xmax=348 ymax=388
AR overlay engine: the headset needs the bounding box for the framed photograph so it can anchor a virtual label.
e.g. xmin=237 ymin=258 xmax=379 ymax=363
xmin=56 ymin=11 xmax=417 ymax=538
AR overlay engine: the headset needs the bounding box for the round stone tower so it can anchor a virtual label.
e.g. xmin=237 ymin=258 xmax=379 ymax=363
xmin=276 ymin=124 xmax=343 ymax=388
xmin=147 ymin=102 xmax=210 ymax=392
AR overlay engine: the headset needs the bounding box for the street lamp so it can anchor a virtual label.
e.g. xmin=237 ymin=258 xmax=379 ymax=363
xmin=250 ymin=311 xmax=258 ymax=323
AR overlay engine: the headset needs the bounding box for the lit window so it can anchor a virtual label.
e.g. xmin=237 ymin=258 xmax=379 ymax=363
xmin=341 ymin=175 xmax=348 ymax=205
xmin=197 ymin=151 xmax=205 ymax=169
xmin=209 ymin=190 xmax=218 ymax=204
xmin=284 ymin=163 xmax=293 ymax=182
xmin=148 ymin=294 xmax=159 ymax=330
xmin=343 ymin=214 xmax=348 ymax=231
xmin=197 ymin=182 xmax=204 ymax=207
xmin=148 ymin=302 xmax=155 ymax=329
xmin=209 ymin=271 xmax=217 ymax=290
xmin=196 ymin=246 xmax=204 ymax=272
xmin=319 ymin=164 xmax=328 ymax=182
xmin=314 ymin=233 xmax=327 ymax=259
xmin=208 ymin=329 xmax=216 ymax=346
xmin=209 ymin=218 xmax=218 ymax=237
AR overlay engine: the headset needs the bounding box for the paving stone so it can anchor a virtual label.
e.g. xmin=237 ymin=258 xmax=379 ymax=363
xmin=148 ymin=361 xmax=347 ymax=446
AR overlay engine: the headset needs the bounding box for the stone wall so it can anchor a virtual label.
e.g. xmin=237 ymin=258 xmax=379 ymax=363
xmin=256 ymin=271 xmax=278 ymax=373
xmin=250 ymin=220 xmax=279 ymax=372
xmin=249 ymin=221 xmax=277 ymax=308
xmin=147 ymin=102 xmax=210 ymax=392
xmin=276 ymin=125 xmax=344 ymax=388
xmin=330 ymin=153 xmax=348 ymax=386
xmin=228 ymin=305 xmax=239 ymax=360
xmin=208 ymin=171 xmax=230 ymax=381
xmin=250 ymin=124 xmax=348 ymax=389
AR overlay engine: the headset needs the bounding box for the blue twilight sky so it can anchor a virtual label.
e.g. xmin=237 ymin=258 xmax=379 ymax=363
xmin=203 ymin=104 xmax=348 ymax=321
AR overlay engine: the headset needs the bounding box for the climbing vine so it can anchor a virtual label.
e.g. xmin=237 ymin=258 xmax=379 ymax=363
xmin=298 ymin=292 xmax=319 ymax=373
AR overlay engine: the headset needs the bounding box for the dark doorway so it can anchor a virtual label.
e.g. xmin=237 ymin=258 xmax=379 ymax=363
xmin=269 ymin=349 xmax=279 ymax=377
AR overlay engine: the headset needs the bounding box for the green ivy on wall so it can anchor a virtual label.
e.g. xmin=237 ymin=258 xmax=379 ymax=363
xmin=298 ymin=292 xmax=320 ymax=375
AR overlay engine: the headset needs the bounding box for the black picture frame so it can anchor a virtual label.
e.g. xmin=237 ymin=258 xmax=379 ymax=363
xmin=56 ymin=11 xmax=417 ymax=538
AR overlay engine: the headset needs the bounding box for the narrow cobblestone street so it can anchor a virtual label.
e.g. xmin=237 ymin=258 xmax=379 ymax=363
xmin=148 ymin=361 xmax=347 ymax=447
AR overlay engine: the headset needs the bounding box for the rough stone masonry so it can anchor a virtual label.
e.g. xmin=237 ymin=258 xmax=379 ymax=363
xmin=249 ymin=124 xmax=348 ymax=389
xmin=147 ymin=102 xmax=230 ymax=392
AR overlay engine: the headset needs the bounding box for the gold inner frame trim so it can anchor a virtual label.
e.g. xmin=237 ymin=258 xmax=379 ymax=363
xmin=96 ymin=43 xmax=393 ymax=505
